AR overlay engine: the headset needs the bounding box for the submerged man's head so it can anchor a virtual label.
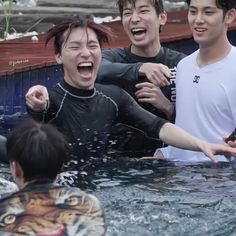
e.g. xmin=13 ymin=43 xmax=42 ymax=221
xmin=7 ymin=119 xmax=69 ymax=188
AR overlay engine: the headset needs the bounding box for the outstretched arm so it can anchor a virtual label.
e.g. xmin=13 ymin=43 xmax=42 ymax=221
xmin=98 ymin=48 xmax=170 ymax=86
xmin=118 ymin=88 xmax=236 ymax=163
xmin=158 ymin=123 xmax=236 ymax=163
xmin=98 ymin=52 xmax=142 ymax=83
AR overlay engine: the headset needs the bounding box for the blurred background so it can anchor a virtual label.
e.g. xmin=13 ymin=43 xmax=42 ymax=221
xmin=0 ymin=0 xmax=187 ymax=35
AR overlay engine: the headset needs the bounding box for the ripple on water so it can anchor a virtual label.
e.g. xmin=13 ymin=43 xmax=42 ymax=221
xmin=1 ymin=161 xmax=236 ymax=235
xmin=92 ymin=162 xmax=236 ymax=236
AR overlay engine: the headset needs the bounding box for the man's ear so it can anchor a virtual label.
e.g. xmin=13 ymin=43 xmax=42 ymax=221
xmin=10 ymin=161 xmax=25 ymax=189
xmin=225 ymin=8 xmax=236 ymax=25
xmin=10 ymin=161 xmax=23 ymax=178
xmin=159 ymin=11 xmax=167 ymax=26
xmin=55 ymin=53 xmax=63 ymax=64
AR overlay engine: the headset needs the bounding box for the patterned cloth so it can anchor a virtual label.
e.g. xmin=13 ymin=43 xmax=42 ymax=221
xmin=0 ymin=183 xmax=106 ymax=236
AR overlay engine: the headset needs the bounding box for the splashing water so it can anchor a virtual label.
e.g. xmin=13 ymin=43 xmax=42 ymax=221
xmin=1 ymin=153 xmax=236 ymax=235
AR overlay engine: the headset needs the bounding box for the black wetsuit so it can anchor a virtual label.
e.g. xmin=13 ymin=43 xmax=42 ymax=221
xmin=27 ymin=80 xmax=167 ymax=163
xmin=97 ymin=46 xmax=185 ymax=155
xmin=0 ymin=135 xmax=7 ymax=163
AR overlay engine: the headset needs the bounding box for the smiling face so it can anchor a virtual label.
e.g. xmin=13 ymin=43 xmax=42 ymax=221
xmin=121 ymin=0 xmax=167 ymax=56
xmin=187 ymin=0 xmax=235 ymax=48
xmin=56 ymin=27 xmax=101 ymax=90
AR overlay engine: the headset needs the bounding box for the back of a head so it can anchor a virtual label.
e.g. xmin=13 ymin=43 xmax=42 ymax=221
xmin=7 ymin=119 xmax=69 ymax=182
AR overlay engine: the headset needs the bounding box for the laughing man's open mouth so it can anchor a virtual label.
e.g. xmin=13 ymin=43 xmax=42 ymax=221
xmin=77 ymin=62 xmax=93 ymax=74
xmin=131 ymin=28 xmax=147 ymax=36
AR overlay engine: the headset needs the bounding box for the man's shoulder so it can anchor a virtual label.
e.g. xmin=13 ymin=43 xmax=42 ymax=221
xmin=102 ymin=47 xmax=126 ymax=56
xmin=162 ymin=47 xmax=186 ymax=59
xmin=48 ymin=83 xmax=66 ymax=100
xmin=95 ymin=83 xmax=131 ymax=102
xmin=177 ymin=50 xmax=198 ymax=66
xmin=95 ymin=83 xmax=123 ymax=96
xmin=95 ymin=83 xmax=121 ymax=91
xmin=229 ymin=46 xmax=236 ymax=58
xmin=161 ymin=47 xmax=186 ymax=67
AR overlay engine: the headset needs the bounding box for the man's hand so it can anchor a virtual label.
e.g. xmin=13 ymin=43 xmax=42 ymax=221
xmin=135 ymin=82 xmax=174 ymax=119
xmin=138 ymin=63 xmax=171 ymax=86
xmin=140 ymin=150 xmax=165 ymax=161
xmin=25 ymin=85 xmax=49 ymax=112
xmin=140 ymin=143 xmax=236 ymax=163
xmin=198 ymin=141 xmax=236 ymax=163
xmin=223 ymin=131 xmax=236 ymax=148
xmin=225 ymin=140 xmax=236 ymax=148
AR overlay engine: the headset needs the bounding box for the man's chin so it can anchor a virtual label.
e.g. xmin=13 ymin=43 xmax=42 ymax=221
xmin=79 ymin=82 xmax=95 ymax=90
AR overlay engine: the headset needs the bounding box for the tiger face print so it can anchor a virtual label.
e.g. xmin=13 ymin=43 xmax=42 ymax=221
xmin=0 ymin=186 xmax=106 ymax=236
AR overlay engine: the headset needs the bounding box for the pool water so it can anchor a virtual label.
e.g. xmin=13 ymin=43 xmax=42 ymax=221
xmin=1 ymin=160 xmax=236 ymax=236
xmin=93 ymin=161 xmax=236 ymax=236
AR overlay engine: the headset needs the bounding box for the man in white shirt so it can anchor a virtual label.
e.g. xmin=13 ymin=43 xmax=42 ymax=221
xmin=151 ymin=0 xmax=236 ymax=162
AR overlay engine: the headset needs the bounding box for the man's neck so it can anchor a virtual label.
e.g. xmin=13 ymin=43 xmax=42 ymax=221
xmin=131 ymin=42 xmax=161 ymax=57
xmin=197 ymin=39 xmax=231 ymax=67
xmin=20 ymin=179 xmax=54 ymax=190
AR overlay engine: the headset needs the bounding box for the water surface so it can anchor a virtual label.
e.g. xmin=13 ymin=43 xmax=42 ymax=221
xmin=1 ymin=160 xmax=236 ymax=235
xmin=89 ymin=161 xmax=236 ymax=235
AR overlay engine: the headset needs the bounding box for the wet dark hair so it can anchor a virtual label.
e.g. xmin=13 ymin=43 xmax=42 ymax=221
xmin=45 ymin=15 xmax=115 ymax=54
xmin=117 ymin=0 xmax=165 ymax=17
xmin=7 ymin=119 xmax=69 ymax=182
xmin=186 ymin=0 xmax=236 ymax=15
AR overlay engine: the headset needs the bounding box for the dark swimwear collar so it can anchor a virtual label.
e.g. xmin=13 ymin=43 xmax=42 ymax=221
xmin=125 ymin=45 xmax=165 ymax=63
xmin=59 ymin=80 xmax=96 ymax=98
xmin=22 ymin=179 xmax=58 ymax=190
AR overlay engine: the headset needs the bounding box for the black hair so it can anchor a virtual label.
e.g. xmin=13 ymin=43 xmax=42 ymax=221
xmin=7 ymin=119 xmax=69 ymax=182
xmin=186 ymin=0 xmax=236 ymax=15
xmin=45 ymin=15 xmax=115 ymax=54
xmin=117 ymin=0 xmax=165 ymax=17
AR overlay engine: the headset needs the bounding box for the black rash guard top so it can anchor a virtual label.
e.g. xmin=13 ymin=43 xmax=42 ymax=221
xmin=97 ymin=46 xmax=185 ymax=154
xmin=27 ymin=80 xmax=168 ymax=161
